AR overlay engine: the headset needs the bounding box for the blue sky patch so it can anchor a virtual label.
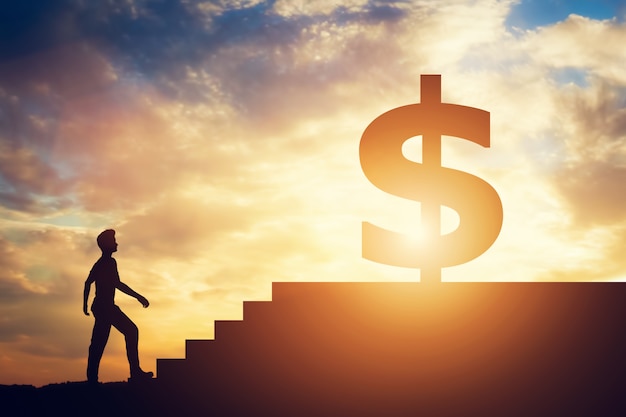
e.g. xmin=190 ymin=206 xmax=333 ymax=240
xmin=506 ymin=0 xmax=624 ymax=30
xmin=551 ymin=67 xmax=590 ymax=87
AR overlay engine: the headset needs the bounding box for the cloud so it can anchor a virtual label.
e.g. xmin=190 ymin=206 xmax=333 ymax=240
xmin=547 ymin=79 xmax=626 ymax=226
xmin=117 ymin=193 xmax=262 ymax=259
xmin=0 ymin=42 xmax=119 ymax=214
xmin=0 ymin=228 xmax=92 ymax=293
xmin=0 ymin=228 xmax=105 ymax=372
xmin=0 ymin=1 xmax=79 ymax=61
xmin=0 ymin=235 xmax=39 ymax=301
xmin=554 ymin=162 xmax=626 ymax=226
xmin=0 ymin=0 xmax=517 ymax=220
xmin=523 ymin=14 xmax=626 ymax=84
xmin=534 ymin=222 xmax=626 ymax=282
xmin=0 ymin=142 xmax=72 ymax=212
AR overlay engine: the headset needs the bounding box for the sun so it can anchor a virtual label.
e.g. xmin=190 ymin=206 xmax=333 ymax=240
xmin=405 ymin=227 xmax=428 ymax=246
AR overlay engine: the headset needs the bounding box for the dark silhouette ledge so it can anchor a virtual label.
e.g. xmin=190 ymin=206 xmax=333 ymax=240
xmin=5 ymin=282 xmax=626 ymax=416
xmin=156 ymin=282 xmax=626 ymax=416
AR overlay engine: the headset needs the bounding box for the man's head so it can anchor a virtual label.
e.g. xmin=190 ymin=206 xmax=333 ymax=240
xmin=97 ymin=229 xmax=118 ymax=254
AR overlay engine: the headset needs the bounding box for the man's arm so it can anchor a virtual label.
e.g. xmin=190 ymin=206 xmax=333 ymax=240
xmin=83 ymin=274 xmax=95 ymax=316
xmin=117 ymin=282 xmax=150 ymax=308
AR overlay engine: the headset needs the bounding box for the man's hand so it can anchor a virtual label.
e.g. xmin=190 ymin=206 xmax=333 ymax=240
xmin=83 ymin=279 xmax=93 ymax=316
xmin=117 ymin=282 xmax=149 ymax=308
xmin=137 ymin=295 xmax=150 ymax=308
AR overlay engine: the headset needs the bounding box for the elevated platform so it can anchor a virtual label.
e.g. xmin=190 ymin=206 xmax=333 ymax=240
xmin=157 ymin=282 xmax=626 ymax=416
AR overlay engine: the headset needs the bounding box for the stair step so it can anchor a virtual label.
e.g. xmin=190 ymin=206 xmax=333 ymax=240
xmin=242 ymin=300 xmax=274 ymax=322
xmin=156 ymin=358 xmax=186 ymax=381
xmin=270 ymin=281 xmax=424 ymax=304
xmin=185 ymin=339 xmax=214 ymax=361
xmin=213 ymin=319 xmax=247 ymax=341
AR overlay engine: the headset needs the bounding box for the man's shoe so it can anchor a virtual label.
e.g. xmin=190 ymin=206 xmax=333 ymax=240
xmin=129 ymin=369 xmax=154 ymax=383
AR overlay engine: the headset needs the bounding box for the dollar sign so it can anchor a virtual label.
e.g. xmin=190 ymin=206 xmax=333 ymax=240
xmin=359 ymin=75 xmax=503 ymax=283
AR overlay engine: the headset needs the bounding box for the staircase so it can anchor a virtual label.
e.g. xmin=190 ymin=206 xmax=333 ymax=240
xmin=155 ymin=281 xmax=626 ymax=416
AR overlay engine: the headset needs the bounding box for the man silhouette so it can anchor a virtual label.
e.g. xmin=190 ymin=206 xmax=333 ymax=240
xmin=83 ymin=229 xmax=153 ymax=384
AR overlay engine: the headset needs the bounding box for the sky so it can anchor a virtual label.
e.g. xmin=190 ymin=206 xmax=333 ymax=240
xmin=1 ymin=0 xmax=626 ymax=386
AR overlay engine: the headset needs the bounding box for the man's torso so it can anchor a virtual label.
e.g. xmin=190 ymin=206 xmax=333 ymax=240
xmin=90 ymin=256 xmax=120 ymax=306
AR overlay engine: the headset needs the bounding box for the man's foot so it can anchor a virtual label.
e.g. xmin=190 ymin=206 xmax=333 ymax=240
xmin=129 ymin=369 xmax=154 ymax=383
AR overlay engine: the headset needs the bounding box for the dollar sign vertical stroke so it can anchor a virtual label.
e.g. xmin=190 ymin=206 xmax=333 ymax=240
xmin=359 ymin=75 xmax=503 ymax=283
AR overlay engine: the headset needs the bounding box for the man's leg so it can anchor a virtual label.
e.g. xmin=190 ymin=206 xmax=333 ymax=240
xmin=109 ymin=306 xmax=151 ymax=378
xmin=87 ymin=316 xmax=112 ymax=383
